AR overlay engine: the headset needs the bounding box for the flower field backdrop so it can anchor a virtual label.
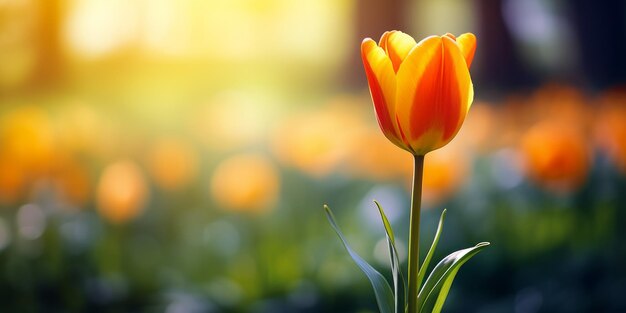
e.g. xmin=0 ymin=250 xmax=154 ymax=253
xmin=1 ymin=1 xmax=626 ymax=312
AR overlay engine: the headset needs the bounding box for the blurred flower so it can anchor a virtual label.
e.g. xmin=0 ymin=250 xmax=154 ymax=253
xmin=271 ymin=99 xmax=366 ymax=177
xmin=0 ymin=106 xmax=56 ymax=176
xmin=521 ymin=122 xmax=590 ymax=193
xmin=421 ymin=142 xmax=470 ymax=206
xmin=343 ymin=128 xmax=412 ymax=181
xmin=52 ymin=158 xmax=92 ymax=207
xmin=96 ymin=160 xmax=148 ymax=224
xmin=0 ymin=153 xmax=25 ymax=205
xmin=361 ymin=31 xmax=476 ymax=155
xmin=210 ymin=153 xmax=279 ymax=214
xmin=528 ymin=84 xmax=592 ymax=132
xmin=147 ymin=137 xmax=198 ymax=191
xmin=594 ymin=94 xmax=626 ymax=174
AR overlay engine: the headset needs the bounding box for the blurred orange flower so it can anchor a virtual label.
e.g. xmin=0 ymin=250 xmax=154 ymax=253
xmin=147 ymin=137 xmax=198 ymax=191
xmin=52 ymin=159 xmax=91 ymax=207
xmin=361 ymin=31 xmax=476 ymax=155
xmin=0 ymin=154 xmax=24 ymax=205
xmin=96 ymin=160 xmax=148 ymax=224
xmin=528 ymin=84 xmax=592 ymax=130
xmin=210 ymin=154 xmax=280 ymax=214
xmin=343 ymin=127 xmax=412 ymax=181
xmin=521 ymin=122 xmax=590 ymax=193
xmin=271 ymin=100 xmax=366 ymax=177
xmin=421 ymin=143 xmax=470 ymax=206
xmin=594 ymin=97 xmax=626 ymax=174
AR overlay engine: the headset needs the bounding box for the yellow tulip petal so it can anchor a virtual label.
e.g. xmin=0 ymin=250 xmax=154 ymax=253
xmin=379 ymin=31 xmax=417 ymax=73
xmin=455 ymin=33 xmax=476 ymax=68
xmin=443 ymin=33 xmax=456 ymax=41
xmin=361 ymin=38 xmax=406 ymax=149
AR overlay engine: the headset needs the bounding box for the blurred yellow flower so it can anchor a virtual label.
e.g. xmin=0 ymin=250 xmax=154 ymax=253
xmin=521 ymin=122 xmax=590 ymax=193
xmin=147 ymin=137 xmax=198 ymax=191
xmin=96 ymin=160 xmax=149 ymax=224
xmin=0 ymin=106 xmax=56 ymax=176
xmin=361 ymin=31 xmax=476 ymax=155
xmin=210 ymin=154 xmax=279 ymax=214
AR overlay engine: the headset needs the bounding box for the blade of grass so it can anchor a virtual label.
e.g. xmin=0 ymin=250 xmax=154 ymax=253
xmin=375 ymin=200 xmax=407 ymax=313
xmin=417 ymin=209 xmax=447 ymax=290
xmin=324 ymin=205 xmax=395 ymax=313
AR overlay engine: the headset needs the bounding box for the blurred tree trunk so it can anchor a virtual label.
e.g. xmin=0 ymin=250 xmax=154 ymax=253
xmin=570 ymin=0 xmax=626 ymax=90
xmin=474 ymin=0 xmax=534 ymax=92
xmin=0 ymin=0 xmax=63 ymax=94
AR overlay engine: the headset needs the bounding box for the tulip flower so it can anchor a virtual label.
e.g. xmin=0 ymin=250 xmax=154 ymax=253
xmin=324 ymin=31 xmax=485 ymax=313
xmin=361 ymin=31 xmax=476 ymax=156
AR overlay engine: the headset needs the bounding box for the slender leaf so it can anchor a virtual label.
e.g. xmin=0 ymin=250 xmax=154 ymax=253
xmin=417 ymin=209 xmax=447 ymax=290
xmin=324 ymin=205 xmax=395 ymax=313
xmin=374 ymin=201 xmax=406 ymax=313
xmin=418 ymin=242 xmax=490 ymax=313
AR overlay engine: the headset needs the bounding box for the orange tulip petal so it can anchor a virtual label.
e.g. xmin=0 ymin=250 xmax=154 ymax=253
xmin=379 ymin=31 xmax=417 ymax=73
xmin=361 ymin=38 xmax=406 ymax=149
xmin=396 ymin=36 xmax=473 ymax=154
xmin=455 ymin=33 xmax=476 ymax=68
xmin=395 ymin=36 xmax=442 ymax=153
xmin=440 ymin=36 xmax=473 ymax=135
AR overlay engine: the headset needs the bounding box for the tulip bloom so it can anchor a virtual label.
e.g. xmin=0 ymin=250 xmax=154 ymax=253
xmin=361 ymin=31 xmax=476 ymax=156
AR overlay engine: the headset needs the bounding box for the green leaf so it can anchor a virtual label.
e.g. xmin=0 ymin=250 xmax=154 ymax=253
xmin=324 ymin=205 xmax=395 ymax=313
xmin=418 ymin=242 xmax=490 ymax=313
xmin=417 ymin=209 xmax=447 ymax=291
xmin=374 ymin=200 xmax=406 ymax=313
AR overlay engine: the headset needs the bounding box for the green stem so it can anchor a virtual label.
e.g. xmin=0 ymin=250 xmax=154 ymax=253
xmin=407 ymin=154 xmax=424 ymax=313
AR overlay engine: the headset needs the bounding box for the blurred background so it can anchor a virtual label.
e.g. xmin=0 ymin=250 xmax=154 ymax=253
xmin=1 ymin=0 xmax=626 ymax=312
